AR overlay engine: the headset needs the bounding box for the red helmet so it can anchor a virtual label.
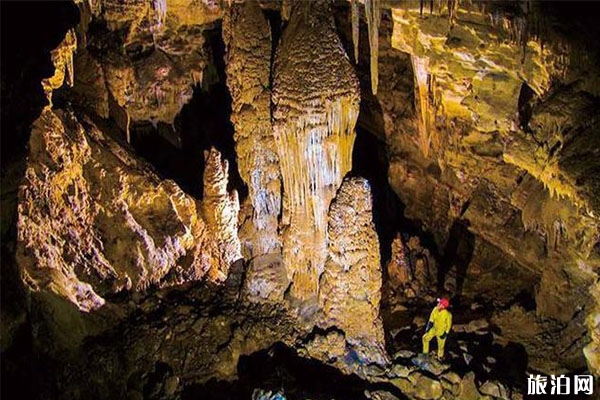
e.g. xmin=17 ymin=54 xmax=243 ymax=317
xmin=438 ymin=297 xmax=450 ymax=309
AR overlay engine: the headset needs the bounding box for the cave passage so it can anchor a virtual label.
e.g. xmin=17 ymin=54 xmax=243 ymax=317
xmin=350 ymin=126 xmax=403 ymax=267
xmin=130 ymin=25 xmax=247 ymax=200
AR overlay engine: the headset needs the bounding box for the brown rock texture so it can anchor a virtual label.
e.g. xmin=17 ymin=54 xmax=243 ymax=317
xmin=42 ymin=29 xmax=77 ymax=107
xmin=73 ymin=0 xmax=223 ymax=129
xmin=273 ymin=0 xmax=360 ymax=299
xmin=17 ymin=109 xmax=236 ymax=315
xmin=375 ymin=2 xmax=600 ymax=373
xmin=319 ymin=177 xmax=386 ymax=361
xmin=222 ymin=0 xmax=281 ymax=258
xmin=201 ymin=148 xmax=242 ymax=282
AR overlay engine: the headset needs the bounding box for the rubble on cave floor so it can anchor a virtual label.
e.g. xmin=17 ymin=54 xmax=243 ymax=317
xmin=46 ymin=273 xmax=551 ymax=400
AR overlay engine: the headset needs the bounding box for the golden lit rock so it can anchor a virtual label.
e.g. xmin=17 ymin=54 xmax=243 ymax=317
xmin=17 ymin=109 xmax=228 ymax=314
xmin=319 ymin=177 xmax=386 ymax=363
xmin=201 ymin=148 xmax=242 ymax=282
xmin=42 ymin=29 xmax=77 ymax=107
xmin=223 ymin=0 xmax=281 ymax=258
xmin=273 ymin=0 xmax=360 ymax=299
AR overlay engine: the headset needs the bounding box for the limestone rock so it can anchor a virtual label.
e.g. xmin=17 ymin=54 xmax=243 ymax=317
xmin=273 ymin=0 xmax=360 ymax=299
xmin=412 ymin=373 xmax=443 ymax=400
xmin=74 ymin=0 xmax=220 ymax=126
xmin=386 ymin=234 xmax=411 ymax=288
xmin=72 ymin=50 xmax=109 ymax=118
xmin=17 ymin=109 xmax=219 ymax=309
xmin=319 ymin=177 xmax=385 ymax=362
xmin=391 ymin=4 xmax=566 ymax=137
xmin=201 ymin=148 xmax=242 ymax=281
xmin=16 ymin=109 xmax=238 ymax=351
xmin=242 ymin=254 xmax=289 ymax=303
xmin=387 ymin=363 xmax=415 ymax=379
xmin=479 ymin=380 xmax=508 ymax=399
xmin=453 ymin=318 xmax=489 ymax=334
xmin=299 ymin=329 xmax=347 ymax=366
xmin=222 ymin=0 xmax=281 ymax=259
xmin=411 ymin=353 xmax=450 ymax=376
xmin=42 ymin=29 xmax=77 ymax=106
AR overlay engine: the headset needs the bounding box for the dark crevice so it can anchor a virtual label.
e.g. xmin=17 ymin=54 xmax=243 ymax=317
xmin=263 ymin=8 xmax=283 ymax=94
xmin=183 ymin=342 xmax=409 ymax=400
xmin=517 ymin=81 xmax=536 ymax=133
xmin=129 ymin=25 xmax=247 ymax=200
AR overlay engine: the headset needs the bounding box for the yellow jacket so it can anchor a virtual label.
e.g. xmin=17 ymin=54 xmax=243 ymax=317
xmin=428 ymin=307 xmax=452 ymax=337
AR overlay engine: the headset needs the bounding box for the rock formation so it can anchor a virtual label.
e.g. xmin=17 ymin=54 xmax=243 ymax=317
xmin=16 ymin=104 xmax=241 ymax=316
xmin=383 ymin=1 xmax=600 ymax=374
xmin=201 ymin=148 xmax=242 ymax=282
xmin=273 ymin=0 xmax=360 ymax=300
xmin=319 ymin=177 xmax=386 ymax=363
xmin=42 ymin=29 xmax=77 ymax=107
xmin=222 ymin=0 xmax=281 ymax=258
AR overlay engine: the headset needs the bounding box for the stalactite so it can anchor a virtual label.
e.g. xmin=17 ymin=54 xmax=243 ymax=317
xmin=153 ymin=0 xmax=167 ymax=31
xmin=125 ymin=111 xmax=131 ymax=144
xmin=273 ymin=0 xmax=360 ymax=299
xmin=448 ymin=0 xmax=458 ymax=27
xmin=66 ymin=47 xmax=74 ymax=87
xmin=364 ymin=0 xmax=380 ymax=95
xmin=351 ymin=0 xmax=359 ymax=63
xmin=411 ymin=56 xmax=434 ymax=157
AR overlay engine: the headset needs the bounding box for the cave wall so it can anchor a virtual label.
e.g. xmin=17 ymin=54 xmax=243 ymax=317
xmin=381 ymin=1 xmax=600 ymax=374
xmin=10 ymin=0 xmax=386 ymax=369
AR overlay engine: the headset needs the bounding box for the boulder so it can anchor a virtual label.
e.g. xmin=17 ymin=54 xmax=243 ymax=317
xmin=411 ymin=353 xmax=450 ymax=376
xmin=479 ymin=380 xmax=509 ymax=399
xmin=458 ymin=372 xmax=479 ymax=400
xmin=413 ymin=373 xmax=443 ymax=400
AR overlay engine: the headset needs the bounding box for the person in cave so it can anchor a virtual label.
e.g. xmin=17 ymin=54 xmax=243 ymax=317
xmin=422 ymin=297 xmax=453 ymax=360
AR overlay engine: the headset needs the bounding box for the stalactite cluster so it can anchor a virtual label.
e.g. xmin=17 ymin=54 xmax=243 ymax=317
xmin=273 ymin=0 xmax=360 ymax=299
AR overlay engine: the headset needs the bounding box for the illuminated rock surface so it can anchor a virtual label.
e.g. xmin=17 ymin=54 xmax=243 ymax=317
xmin=16 ymin=109 xmax=239 ymax=345
xmin=222 ymin=0 xmax=281 ymax=258
xmin=319 ymin=177 xmax=386 ymax=362
xmin=273 ymin=0 xmax=360 ymax=300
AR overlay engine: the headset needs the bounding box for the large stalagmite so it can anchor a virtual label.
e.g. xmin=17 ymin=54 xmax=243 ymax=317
xmin=273 ymin=0 xmax=360 ymax=300
xmin=319 ymin=177 xmax=386 ymax=363
xmin=222 ymin=0 xmax=281 ymax=258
